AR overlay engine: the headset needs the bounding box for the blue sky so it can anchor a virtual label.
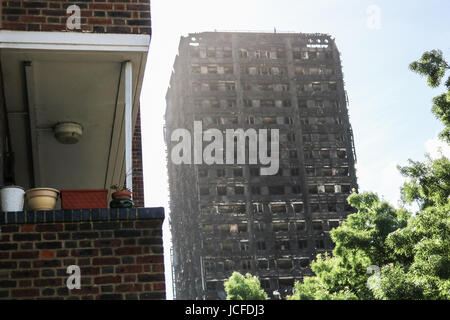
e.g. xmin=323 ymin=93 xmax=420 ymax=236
xmin=139 ymin=0 xmax=450 ymax=298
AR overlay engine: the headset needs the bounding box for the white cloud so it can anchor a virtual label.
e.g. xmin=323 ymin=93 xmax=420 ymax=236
xmin=425 ymin=137 xmax=450 ymax=159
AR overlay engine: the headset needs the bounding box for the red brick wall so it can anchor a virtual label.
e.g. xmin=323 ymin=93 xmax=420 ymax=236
xmin=0 ymin=0 xmax=151 ymax=34
xmin=0 ymin=208 xmax=165 ymax=300
xmin=132 ymin=110 xmax=144 ymax=207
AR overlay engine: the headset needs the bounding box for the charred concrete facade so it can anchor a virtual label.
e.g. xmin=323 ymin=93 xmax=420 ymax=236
xmin=165 ymin=32 xmax=358 ymax=300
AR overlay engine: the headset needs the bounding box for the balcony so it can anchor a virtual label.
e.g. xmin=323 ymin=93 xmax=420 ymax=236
xmin=0 ymin=2 xmax=151 ymax=202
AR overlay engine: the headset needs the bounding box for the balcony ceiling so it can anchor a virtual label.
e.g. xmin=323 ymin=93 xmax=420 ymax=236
xmin=0 ymin=46 xmax=147 ymax=193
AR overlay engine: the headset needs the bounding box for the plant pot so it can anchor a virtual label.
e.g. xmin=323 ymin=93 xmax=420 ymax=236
xmin=112 ymin=190 xmax=132 ymax=200
xmin=61 ymin=189 xmax=108 ymax=209
xmin=26 ymin=188 xmax=59 ymax=211
xmin=0 ymin=186 xmax=25 ymax=212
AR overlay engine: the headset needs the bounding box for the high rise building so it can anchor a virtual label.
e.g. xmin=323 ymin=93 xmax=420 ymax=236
xmin=165 ymin=32 xmax=357 ymax=300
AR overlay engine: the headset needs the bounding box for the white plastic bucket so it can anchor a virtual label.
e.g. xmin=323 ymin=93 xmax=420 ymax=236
xmin=0 ymin=186 xmax=25 ymax=212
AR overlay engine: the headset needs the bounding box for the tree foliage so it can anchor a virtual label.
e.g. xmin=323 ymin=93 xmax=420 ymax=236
xmin=409 ymin=49 xmax=450 ymax=142
xmin=224 ymin=272 xmax=268 ymax=300
xmin=289 ymin=50 xmax=450 ymax=300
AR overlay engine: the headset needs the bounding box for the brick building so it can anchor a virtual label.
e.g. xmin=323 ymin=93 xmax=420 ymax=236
xmin=0 ymin=1 xmax=165 ymax=299
xmin=165 ymin=32 xmax=358 ymax=299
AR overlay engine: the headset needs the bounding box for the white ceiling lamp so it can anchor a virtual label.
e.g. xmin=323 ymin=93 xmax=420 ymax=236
xmin=53 ymin=122 xmax=83 ymax=144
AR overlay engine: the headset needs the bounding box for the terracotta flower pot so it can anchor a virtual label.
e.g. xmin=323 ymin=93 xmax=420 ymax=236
xmin=112 ymin=190 xmax=132 ymax=200
xmin=26 ymin=188 xmax=59 ymax=211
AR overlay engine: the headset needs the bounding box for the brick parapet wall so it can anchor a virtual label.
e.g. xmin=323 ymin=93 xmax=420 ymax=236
xmin=0 ymin=207 xmax=165 ymax=300
xmin=0 ymin=0 xmax=151 ymax=34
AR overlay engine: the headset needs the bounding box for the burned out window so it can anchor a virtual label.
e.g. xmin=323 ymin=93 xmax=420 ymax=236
xmin=341 ymin=185 xmax=351 ymax=194
xmin=284 ymin=117 xmax=294 ymax=125
xmin=238 ymin=223 xmax=248 ymax=233
xmin=233 ymin=168 xmax=243 ymax=177
xmin=282 ymin=100 xmax=292 ymax=107
xmin=298 ymin=100 xmax=307 ymax=108
xmin=200 ymin=187 xmax=210 ymax=196
xmin=202 ymin=224 xmax=213 ymax=232
xmin=207 ymin=65 xmax=218 ymax=74
xmin=276 ymin=240 xmax=290 ymax=251
xmin=224 ymin=260 xmax=234 ymax=271
xmin=308 ymin=185 xmax=318 ymax=195
xmin=298 ymin=239 xmax=308 ymax=249
xmin=306 ymin=166 xmax=315 ymax=175
xmin=224 ymin=66 xmax=234 ymax=74
xmin=217 ymin=186 xmax=227 ymax=196
xmin=315 ymin=239 xmax=325 ymax=249
xmin=296 ymin=220 xmax=306 ymax=231
xmin=251 ymin=186 xmax=261 ymax=195
xmin=303 ymin=135 xmax=312 ymax=143
xmin=273 ymin=222 xmax=289 ymax=232
xmin=328 ymin=220 xmax=340 ymax=229
xmin=328 ymin=203 xmax=337 ymax=212
xmin=258 ymin=83 xmax=273 ymax=91
xmin=293 ymin=50 xmax=302 ymax=60
xmin=290 ymin=168 xmax=300 ymax=176
xmin=250 ymin=167 xmax=260 ymax=177
xmin=328 ymin=82 xmax=337 ymax=91
xmin=313 ymin=220 xmax=323 ymax=231
xmin=322 ymin=167 xmax=332 ymax=177
xmin=216 ymin=169 xmax=225 ymax=177
xmin=325 ymin=185 xmax=335 ymax=194
xmin=243 ymin=99 xmax=252 ymax=107
xmin=222 ymin=49 xmax=232 ymax=58
xmin=198 ymin=169 xmax=208 ymax=178
xmin=258 ymin=259 xmax=269 ymax=270
xmin=204 ymin=260 xmax=215 ymax=273
xmin=289 ymin=150 xmax=298 ymax=159
xmin=210 ymin=100 xmax=220 ymax=108
xmin=206 ymin=281 xmax=216 ymax=290
xmin=287 ymin=133 xmax=296 ymax=142
xmin=191 ymin=65 xmax=201 ymax=73
xmin=242 ymin=260 xmax=252 ymax=270
xmin=234 ymin=186 xmax=245 ymax=195
xmin=260 ymin=279 xmax=270 ymax=289
xmin=240 ymin=241 xmax=249 ymax=252
xmin=337 ymin=149 xmax=347 ymax=159
xmin=271 ymin=203 xmax=287 ymax=214
xmin=261 ymin=99 xmax=275 ymax=107
xmin=310 ymin=203 xmax=320 ymax=212
xmin=254 ymin=222 xmax=265 ymax=232
xmin=293 ymin=203 xmax=304 ymax=214
xmin=257 ymin=241 xmax=266 ymax=251
xmin=292 ymin=185 xmax=301 ymax=194
xmin=277 ymin=259 xmax=293 ymax=270
xmin=269 ymin=186 xmax=285 ymax=195
xmin=312 ymin=82 xmax=322 ymax=92
xmin=299 ymin=258 xmax=310 ymax=268
xmin=253 ymin=203 xmax=263 ymax=214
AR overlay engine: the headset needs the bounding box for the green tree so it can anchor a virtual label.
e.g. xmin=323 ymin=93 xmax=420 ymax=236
xmin=224 ymin=272 xmax=268 ymax=300
xmin=288 ymin=193 xmax=409 ymax=300
xmin=409 ymin=49 xmax=450 ymax=142
xmin=400 ymin=50 xmax=450 ymax=210
xmin=289 ymin=50 xmax=450 ymax=300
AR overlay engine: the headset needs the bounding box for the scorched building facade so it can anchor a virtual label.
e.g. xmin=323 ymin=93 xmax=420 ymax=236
xmin=165 ymin=32 xmax=358 ymax=300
